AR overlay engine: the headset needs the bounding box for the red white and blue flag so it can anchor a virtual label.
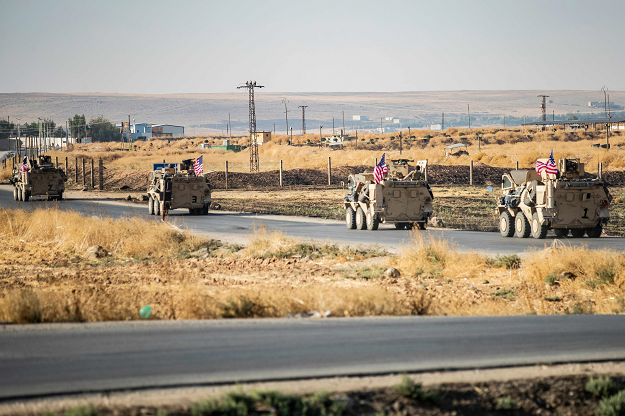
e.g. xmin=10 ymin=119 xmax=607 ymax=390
xmin=536 ymin=150 xmax=558 ymax=175
xmin=193 ymin=155 xmax=203 ymax=175
xmin=373 ymin=153 xmax=387 ymax=184
xmin=19 ymin=157 xmax=28 ymax=173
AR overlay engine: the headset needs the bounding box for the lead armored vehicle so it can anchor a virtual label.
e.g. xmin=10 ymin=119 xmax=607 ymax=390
xmin=10 ymin=155 xmax=67 ymax=201
xmin=344 ymin=159 xmax=433 ymax=230
xmin=147 ymin=159 xmax=211 ymax=216
xmin=498 ymin=158 xmax=611 ymax=239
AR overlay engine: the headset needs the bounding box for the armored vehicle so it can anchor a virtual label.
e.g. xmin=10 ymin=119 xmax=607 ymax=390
xmin=147 ymin=159 xmax=211 ymax=216
xmin=498 ymin=158 xmax=611 ymax=239
xmin=10 ymin=155 xmax=67 ymax=201
xmin=344 ymin=159 xmax=433 ymax=230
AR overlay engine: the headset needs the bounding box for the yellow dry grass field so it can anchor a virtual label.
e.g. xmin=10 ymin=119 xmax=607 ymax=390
xmin=1 ymin=207 xmax=623 ymax=324
xmin=44 ymin=127 xmax=625 ymax=174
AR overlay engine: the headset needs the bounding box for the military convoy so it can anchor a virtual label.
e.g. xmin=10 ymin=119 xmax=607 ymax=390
xmin=344 ymin=159 xmax=433 ymax=231
xmin=10 ymin=155 xmax=67 ymax=201
xmin=146 ymin=159 xmax=211 ymax=216
xmin=498 ymin=158 xmax=611 ymax=239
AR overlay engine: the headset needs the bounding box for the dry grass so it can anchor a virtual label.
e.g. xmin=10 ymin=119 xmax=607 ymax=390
xmin=45 ymin=128 xmax=625 ymax=173
xmin=1 ymin=208 xmax=624 ymax=323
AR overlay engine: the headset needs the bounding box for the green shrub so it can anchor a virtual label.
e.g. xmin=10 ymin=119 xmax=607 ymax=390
xmin=596 ymin=390 xmax=625 ymax=416
xmin=65 ymin=406 xmax=99 ymax=416
xmin=545 ymin=272 xmax=560 ymax=286
xmin=494 ymin=254 xmax=521 ymax=270
xmin=586 ymin=376 xmax=616 ymax=398
xmin=492 ymin=289 xmax=516 ymax=301
xmin=495 ymin=396 xmax=518 ymax=410
xmin=393 ymin=375 xmax=440 ymax=404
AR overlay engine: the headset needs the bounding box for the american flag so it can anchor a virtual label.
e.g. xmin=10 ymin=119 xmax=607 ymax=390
xmin=536 ymin=150 xmax=557 ymax=175
xmin=19 ymin=157 xmax=28 ymax=173
xmin=373 ymin=153 xmax=387 ymax=184
xmin=193 ymin=155 xmax=203 ymax=175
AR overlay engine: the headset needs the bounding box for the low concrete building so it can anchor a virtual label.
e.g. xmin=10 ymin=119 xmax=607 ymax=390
xmin=152 ymin=124 xmax=184 ymax=138
xmin=252 ymin=131 xmax=271 ymax=144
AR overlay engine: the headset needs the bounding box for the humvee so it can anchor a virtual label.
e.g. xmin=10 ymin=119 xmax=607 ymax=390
xmin=344 ymin=159 xmax=433 ymax=230
xmin=147 ymin=159 xmax=211 ymax=216
xmin=10 ymin=155 xmax=67 ymax=201
xmin=498 ymin=158 xmax=611 ymax=239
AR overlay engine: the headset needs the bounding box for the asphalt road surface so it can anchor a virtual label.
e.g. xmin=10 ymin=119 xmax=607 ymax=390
xmin=2 ymin=315 xmax=625 ymax=400
xmin=1 ymin=184 xmax=624 ymax=254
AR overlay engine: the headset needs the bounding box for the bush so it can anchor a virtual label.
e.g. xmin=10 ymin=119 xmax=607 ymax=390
xmin=494 ymin=254 xmax=521 ymax=270
xmin=596 ymin=390 xmax=625 ymax=416
xmin=394 ymin=375 xmax=440 ymax=404
xmin=495 ymin=395 xmax=518 ymax=410
xmin=586 ymin=376 xmax=616 ymax=398
xmin=545 ymin=272 xmax=559 ymax=286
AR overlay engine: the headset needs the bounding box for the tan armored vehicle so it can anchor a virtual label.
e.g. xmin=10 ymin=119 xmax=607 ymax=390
xmin=10 ymin=155 xmax=67 ymax=201
xmin=344 ymin=159 xmax=433 ymax=230
xmin=498 ymin=158 xmax=611 ymax=239
xmin=147 ymin=159 xmax=211 ymax=216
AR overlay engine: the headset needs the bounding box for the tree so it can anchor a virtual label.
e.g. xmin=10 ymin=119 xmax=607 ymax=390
xmin=567 ymin=115 xmax=579 ymax=121
xmin=0 ymin=119 xmax=14 ymax=140
xmin=69 ymin=114 xmax=86 ymax=139
xmin=88 ymin=116 xmax=119 ymax=142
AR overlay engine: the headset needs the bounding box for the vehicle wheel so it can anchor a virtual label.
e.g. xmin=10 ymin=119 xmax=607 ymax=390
xmin=418 ymin=222 xmax=427 ymax=230
xmin=570 ymin=228 xmax=585 ymax=238
xmin=499 ymin=211 xmax=514 ymax=237
xmin=355 ymin=207 xmax=367 ymax=230
xmin=13 ymin=187 xmax=18 ymax=201
xmin=57 ymin=192 xmax=63 ymax=201
xmin=345 ymin=206 xmax=356 ymax=229
xmin=148 ymin=197 xmax=154 ymax=215
xmin=514 ymin=211 xmax=530 ymax=238
xmin=586 ymin=225 xmax=602 ymax=238
xmin=531 ymin=213 xmax=548 ymax=239
xmin=553 ymin=228 xmax=569 ymax=238
xmin=394 ymin=223 xmax=406 ymax=230
xmin=202 ymin=204 xmax=209 ymax=215
xmin=23 ymin=191 xmax=30 ymax=202
xmin=189 ymin=208 xmax=195 ymax=215
xmin=17 ymin=187 xmax=23 ymax=201
xmin=366 ymin=210 xmax=379 ymax=231
xmin=154 ymin=199 xmax=161 ymax=216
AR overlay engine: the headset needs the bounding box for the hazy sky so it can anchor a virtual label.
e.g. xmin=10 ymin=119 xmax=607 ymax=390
xmin=1 ymin=0 xmax=624 ymax=93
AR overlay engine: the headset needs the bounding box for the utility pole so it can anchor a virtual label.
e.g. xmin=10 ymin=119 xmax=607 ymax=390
xmin=332 ymin=117 xmax=335 ymax=135
xmin=380 ymin=118 xmax=383 ymax=134
xmin=442 ymin=113 xmax=444 ymax=130
xmin=128 ymin=115 xmax=132 ymax=147
xmin=602 ymin=87 xmax=608 ymax=118
xmin=538 ymin=95 xmax=549 ymax=121
xmin=607 ymin=93 xmax=611 ymax=149
xmin=237 ymin=81 xmax=264 ymax=172
xmin=399 ymin=132 xmax=402 ymax=155
xmin=342 ymin=111 xmax=345 ymax=133
xmin=298 ymin=105 xmax=308 ymax=134
xmin=319 ymin=125 xmax=323 ymax=147
xmin=355 ymin=130 xmax=357 ymax=149
xmin=282 ymin=98 xmax=289 ymax=135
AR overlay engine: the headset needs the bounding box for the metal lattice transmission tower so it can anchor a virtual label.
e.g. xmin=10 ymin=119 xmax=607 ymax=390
xmin=538 ymin=95 xmax=549 ymax=121
xmin=298 ymin=105 xmax=308 ymax=134
xmin=237 ymin=81 xmax=264 ymax=172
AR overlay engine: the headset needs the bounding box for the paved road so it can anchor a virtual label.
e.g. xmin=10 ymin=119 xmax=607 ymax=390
xmin=1 ymin=315 xmax=625 ymax=399
xmin=1 ymin=185 xmax=624 ymax=254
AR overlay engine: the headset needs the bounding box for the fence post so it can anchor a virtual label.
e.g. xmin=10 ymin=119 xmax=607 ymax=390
xmin=82 ymin=158 xmax=86 ymax=186
xmin=328 ymin=157 xmax=331 ymax=186
xmin=375 ymin=158 xmax=378 ymax=166
xmin=225 ymin=161 xmax=229 ymax=190
xmin=516 ymin=161 xmax=519 ymax=169
xmin=55 ymin=157 xmax=58 ymax=169
xmin=279 ymin=160 xmax=283 ymax=187
xmin=65 ymin=157 xmax=68 ymax=173
xmin=98 ymin=159 xmax=103 ymax=190
xmin=91 ymin=159 xmax=95 ymax=188
xmin=75 ymin=157 xmax=78 ymax=182
xmin=469 ymin=160 xmax=473 ymax=186
xmin=599 ymin=162 xmax=602 ymax=179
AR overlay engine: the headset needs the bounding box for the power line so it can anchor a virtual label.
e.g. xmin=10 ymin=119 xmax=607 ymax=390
xmin=237 ymin=81 xmax=263 ymax=172
xmin=537 ymin=95 xmax=549 ymax=121
xmin=298 ymin=105 xmax=308 ymax=135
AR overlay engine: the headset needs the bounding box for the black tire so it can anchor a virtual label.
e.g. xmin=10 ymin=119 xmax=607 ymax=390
xmin=23 ymin=191 xmax=30 ymax=202
xmin=17 ymin=187 xmax=23 ymax=201
xmin=202 ymin=204 xmax=209 ymax=215
xmin=355 ymin=207 xmax=367 ymax=230
xmin=57 ymin=192 xmax=63 ymax=201
xmin=586 ymin=225 xmax=602 ymax=238
xmin=570 ymin=228 xmax=585 ymax=238
xmin=514 ymin=211 xmax=531 ymax=238
xmin=499 ymin=211 xmax=514 ymax=237
xmin=148 ymin=197 xmax=154 ymax=215
xmin=366 ymin=210 xmax=379 ymax=231
xmin=346 ymin=206 xmax=356 ymax=229
xmin=13 ymin=187 xmax=18 ymax=201
xmin=418 ymin=222 xmax=427 ymax=230
xmin=155 ymin=198 xmax=161 ymax=216
xmin=394 ymin=223 xmax=407 ymax=230
xmin=189 ymin=208 xmax=195 ymax=215
xmin=531 ymin=213 xmax=548 ymax=239
xmin=554 ymin=228 xmax=569 ymax=238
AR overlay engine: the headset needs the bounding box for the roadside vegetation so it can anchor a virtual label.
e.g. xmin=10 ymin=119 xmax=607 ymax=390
xmin=1 ymin=208 xmax=624 ymax=324
xmin=25 ymin=374 xmax=625 ymax=416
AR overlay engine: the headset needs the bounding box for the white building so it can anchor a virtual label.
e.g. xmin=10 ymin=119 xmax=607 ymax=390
xmin=152 ymin=124 xmax=184 ymax=138
xmin=430 ymin=124 xmax=442 ymax=131
xmin=352 ymin=115 xmax=369 ymax=121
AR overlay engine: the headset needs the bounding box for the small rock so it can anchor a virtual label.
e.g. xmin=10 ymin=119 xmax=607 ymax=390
xmin=125 ymin=195 xmax=132 ymax=201
xmin=384 ymin=267 xmax=401 ymax=279
xmin=85 ymin=245 xmax=108 ymax=260
xmin=120 ymin=185 xmax=130 ymax=190
xmin=301 ymin=255 xmax=312 ymax=262
xmin=291 ymin=254 xmax=303 ymax=259
xmin=190 ymin=247 xmax=210 ymax=258
xmin=429 ymin=217 xmax=444 ymax=227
